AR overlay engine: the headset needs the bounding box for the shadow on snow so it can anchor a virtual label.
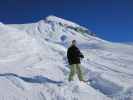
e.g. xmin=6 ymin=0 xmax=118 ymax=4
xmin=0 ymin=73 xmax=63 ymax=85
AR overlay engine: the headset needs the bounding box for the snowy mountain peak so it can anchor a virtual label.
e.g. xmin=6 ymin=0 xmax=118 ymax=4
xmin=46 ymin=15 xmax=90 ymax=33
xmin=46 ymin=15 xmax=80 ymax=27
xmin=0 ymin=15 xmax=133 ymax=100
xmin=8 ymin=15 xmax=96 ymax=45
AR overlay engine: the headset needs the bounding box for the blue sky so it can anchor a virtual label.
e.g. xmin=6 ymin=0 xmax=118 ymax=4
xmin=0 ymin=0 xmax=133 ymax=42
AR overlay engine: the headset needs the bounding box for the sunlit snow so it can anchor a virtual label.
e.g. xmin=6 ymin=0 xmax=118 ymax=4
xmin=0 ymin=16 xmax=133 ymax=100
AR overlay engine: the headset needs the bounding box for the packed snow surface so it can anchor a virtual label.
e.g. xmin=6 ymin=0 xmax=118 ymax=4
xmin=0 ymin=16 xmax=133 ymax=100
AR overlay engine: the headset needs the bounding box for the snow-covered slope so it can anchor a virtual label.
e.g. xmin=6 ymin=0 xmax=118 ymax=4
xmin=0 ymin=16 xmax=133 ymax=100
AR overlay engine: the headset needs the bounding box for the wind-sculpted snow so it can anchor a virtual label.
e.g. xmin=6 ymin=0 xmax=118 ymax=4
xmin=0 ymin=16 xmax=133 ymax=100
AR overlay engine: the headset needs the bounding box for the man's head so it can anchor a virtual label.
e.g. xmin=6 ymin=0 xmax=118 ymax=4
xmin=71 ymin=40 xmax=76 ymax=46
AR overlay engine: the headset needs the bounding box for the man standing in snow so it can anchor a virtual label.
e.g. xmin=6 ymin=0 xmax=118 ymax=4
xmin=67 ymin=40 xmax=84 ymax=82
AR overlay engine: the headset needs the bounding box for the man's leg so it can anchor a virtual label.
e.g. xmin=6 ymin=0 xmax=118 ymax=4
xmin=68 ymin=64 xmax=76 ymax=81
xmin=76 ymin=64 xmax=84 ymax=81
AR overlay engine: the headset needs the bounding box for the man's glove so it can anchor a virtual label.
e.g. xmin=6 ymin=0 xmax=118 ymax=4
xmin=80 ymin=54 xmax=84 ymax=58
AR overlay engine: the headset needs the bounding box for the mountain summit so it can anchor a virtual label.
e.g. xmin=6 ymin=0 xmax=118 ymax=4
xmin=46 ymin=15 xmax=81 ymax=27
xmin=0 ymin=16 xmax=133 ymax=100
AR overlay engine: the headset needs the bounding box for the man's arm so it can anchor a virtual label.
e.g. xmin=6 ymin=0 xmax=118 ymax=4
xmin=80 ymin=52 xmax=84 ymax=58
xmin=67 ymin=48 xmax=71 ymax=64
xmin=76 ymin=47 xmax=84 ymax=58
